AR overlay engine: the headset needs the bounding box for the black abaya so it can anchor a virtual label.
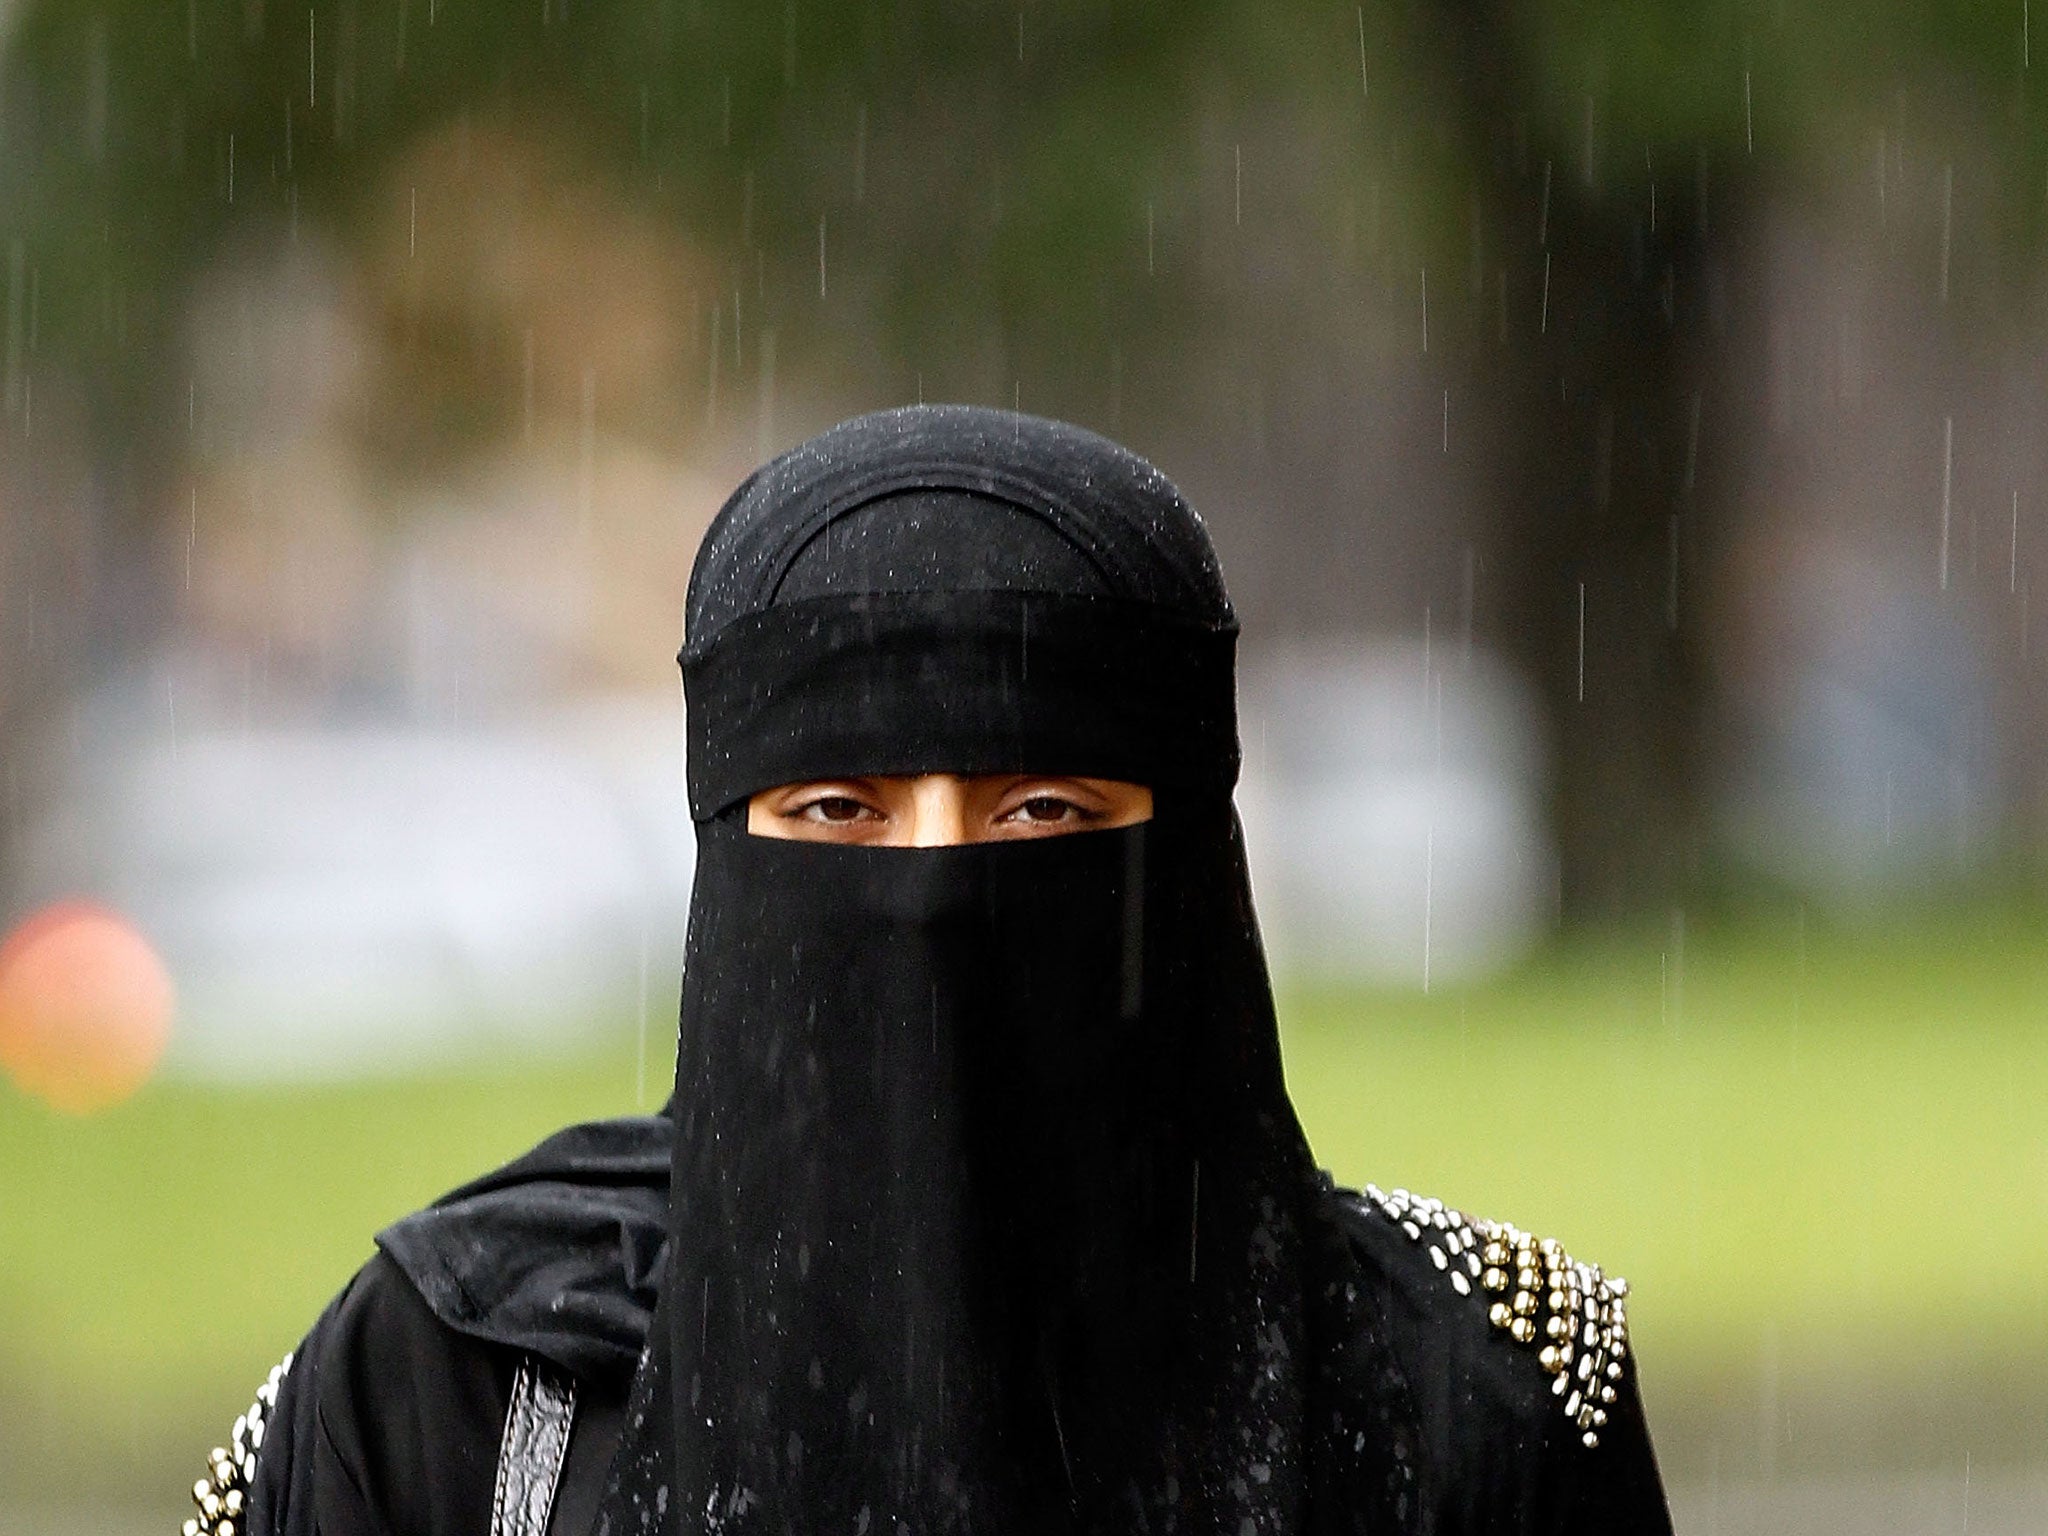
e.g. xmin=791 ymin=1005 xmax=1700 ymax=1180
xmin=236 ymin=1116 xmax=1671 ymax=1535
xmin=215 ymin=406 xmax=1672 ymax=1536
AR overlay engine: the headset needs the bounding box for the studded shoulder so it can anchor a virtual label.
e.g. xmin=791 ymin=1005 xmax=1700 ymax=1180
xmin=1351 ymin=1185 xmax=1632 ymax=1449
xmin=184 ymin=1352 xmax=294 ymax=1536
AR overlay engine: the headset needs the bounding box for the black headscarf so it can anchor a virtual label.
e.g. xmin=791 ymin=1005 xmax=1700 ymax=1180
xmin=595 ymin=405 xmax=1320 ymax=1536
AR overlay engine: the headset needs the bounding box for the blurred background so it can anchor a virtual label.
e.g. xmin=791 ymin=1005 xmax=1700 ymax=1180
xmin=0 ymin=1 xmax=2045 ymax=1531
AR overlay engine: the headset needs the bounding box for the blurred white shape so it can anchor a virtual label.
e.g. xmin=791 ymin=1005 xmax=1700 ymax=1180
xmin=20 ymin=677 xmax=693 ymax=1080
xmin=20 ymin=632 xmax=1553 ymax=1071
xmin=1237 ymin=640 xmax=1550 ymax=988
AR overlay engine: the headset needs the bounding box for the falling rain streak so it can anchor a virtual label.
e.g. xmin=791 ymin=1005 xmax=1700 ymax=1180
xmin=1576 ymin=582 xmax=1586 ymax=702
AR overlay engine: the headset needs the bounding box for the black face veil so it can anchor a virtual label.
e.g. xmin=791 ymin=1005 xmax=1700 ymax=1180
xmin=597 ymin=406 xmax=1319 ymax=1536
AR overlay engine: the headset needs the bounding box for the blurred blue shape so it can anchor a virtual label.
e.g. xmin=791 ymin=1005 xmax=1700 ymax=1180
xmin=1719 ymin=568 xmax=1998 ymax=902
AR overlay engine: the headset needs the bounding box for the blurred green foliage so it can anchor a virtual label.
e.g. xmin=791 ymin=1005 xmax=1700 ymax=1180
xmin=8 ymin=0 xmax=2046 ymax=464
xmin=0 ymin=1 xmax=1248 ymax=450
xmin=5 ymin=903 xmax=2048 ymax=1516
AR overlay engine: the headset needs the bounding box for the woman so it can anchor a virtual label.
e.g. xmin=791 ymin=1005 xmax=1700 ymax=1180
xmin=191 ymin=406 xmax=1670 ymax=1535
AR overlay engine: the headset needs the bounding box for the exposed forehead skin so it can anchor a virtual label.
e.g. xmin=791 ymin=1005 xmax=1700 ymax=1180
xmin=683 ymin=404 xmax=1232 ymax=651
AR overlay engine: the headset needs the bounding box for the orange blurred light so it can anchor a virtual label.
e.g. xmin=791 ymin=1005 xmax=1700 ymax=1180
xmin=0 ymin=902 xmax=175 ymax=1115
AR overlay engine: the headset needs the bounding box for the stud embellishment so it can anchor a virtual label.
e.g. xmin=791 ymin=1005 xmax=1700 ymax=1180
xmin=184 ymin=1352 xmax=293 ymax=1536
xmin=1359 ymin=1186 xmax=1629 ymax=1449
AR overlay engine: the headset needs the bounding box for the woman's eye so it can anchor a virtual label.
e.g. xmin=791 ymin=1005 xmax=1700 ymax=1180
xmin=1008 ymin=796 xmax=1081 ymax=824
xmin=802 ymin=796 xmax=872 ymax=823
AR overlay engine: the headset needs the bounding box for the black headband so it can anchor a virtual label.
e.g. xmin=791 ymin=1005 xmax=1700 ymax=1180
xmin=680 ymin=589 xmax=1240 ymax=819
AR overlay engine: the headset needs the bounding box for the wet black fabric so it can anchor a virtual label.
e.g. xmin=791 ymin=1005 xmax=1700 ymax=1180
xmin=683 ymin=408 xmax=1230 ymax=639
xmin=772 ymin=487 xmax=1114 ymax=604
xmin=594 ymin=404 xmax=1322 ymax=1534
xmin=679 ymin=408 xmax=1242 ymax=822
xmin=1301 ymin=1184 xmax=1672 ymax=1533
xmin=625 ymin=811 xmax=1311 ymax=1534
xmin=242 ymin=405 xmax=1672 ymax=1536
xmin=246 ymin=1121 xmax=1675 ymax=1536
xmin=248 ymin=1252 xmax=515 ymax=1536
xmin=682 ymin=589 xmax=1240 ymax=818
xmin=245 ymin=1120 xmax=667 ymax=1536
xmin=376 ymin=1114 xmax=670 ymax=1386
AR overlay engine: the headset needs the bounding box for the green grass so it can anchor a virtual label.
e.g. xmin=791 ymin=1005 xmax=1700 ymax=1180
xmin=1282 ymin=905 xmax=2048 ymax=1379
xmin=4 ymin=902 xmax=2047 ymax=1504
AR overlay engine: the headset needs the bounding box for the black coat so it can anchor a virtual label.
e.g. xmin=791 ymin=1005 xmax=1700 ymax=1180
xmin=206 ymin=1115 xmax=1671 ymax=1536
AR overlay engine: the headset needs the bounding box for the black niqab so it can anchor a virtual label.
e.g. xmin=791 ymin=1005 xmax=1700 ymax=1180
xmin=595 ymin=406 xmax=1320 ymax=1535
xmin=238 ymin=405 xmax=1670 ymax=1536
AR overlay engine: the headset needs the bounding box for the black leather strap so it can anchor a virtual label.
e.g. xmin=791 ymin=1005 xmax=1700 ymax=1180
xmin=546 ymin=1374 xmax=626 ymax=1536
xmin=491 ymin=1357 xmax=577 ymax=1536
